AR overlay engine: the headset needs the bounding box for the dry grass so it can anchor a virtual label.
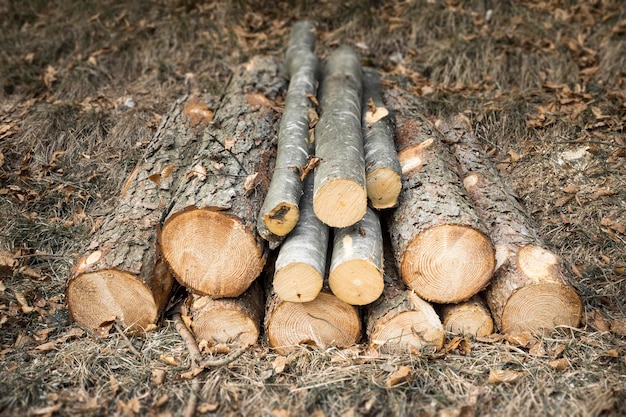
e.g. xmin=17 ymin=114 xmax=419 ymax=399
xmin=1 ymin=0 xmax=625 ymax=416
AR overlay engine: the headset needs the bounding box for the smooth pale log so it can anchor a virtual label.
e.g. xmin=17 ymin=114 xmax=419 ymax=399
xmin=381 ymin=92 xmax=495 ymax=304
xmin=440 ymin=295 xmax=494 ymax=337
xmin=273 ymin=173 xmax=328 ymax=302
xmin=257 ymin=21 xmax=319 ymax=246
xmin=438 ymin=114 xmax=582 ymax=333
xmin=313 ymin=45 xmax=367 ymax=228
xmin=328 ymin=207 xmax=384 ymax=306
xmin=361 ymin=67 xmax=402 ymax=209
xmin=183 ymin=280 xmax=264 ymax=349
xmin=265 ymin=291 xmax=361 ymax=355
xmin=160 ymin=56 xmax=286 ymax=298
xmin=67 ymin=97 xmax=208 ymax=336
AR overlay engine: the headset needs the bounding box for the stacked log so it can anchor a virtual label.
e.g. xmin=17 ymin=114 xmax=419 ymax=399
xmin=440 ymin=295 xmax=494 ymax=338
xmin=437 ymin=115 xmax=582 ymax=334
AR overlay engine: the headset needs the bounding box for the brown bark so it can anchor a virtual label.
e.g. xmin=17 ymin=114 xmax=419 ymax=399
xmin=365 ymin=249 xmax=444 ymax=354
xmin=160 ymin=56 xmax=286 ymax=298
xmin=264 ymin=290 xmax=361 ymax=354
xmin=440 ymin=295 xmax=494 ymax=337
xmin=438 ymin=114 xmax=582 ymax=333
xmin=383 ymin=90 xmax=495 ymax=304
xmin=182 ymin=280 xmax=264 ymax=350
xmin=67 ymin=95 xmax=211 ymax=336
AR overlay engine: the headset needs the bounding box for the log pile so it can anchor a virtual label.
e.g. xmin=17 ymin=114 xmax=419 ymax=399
xmin=68 ymin=21 xmax=583 ymax=355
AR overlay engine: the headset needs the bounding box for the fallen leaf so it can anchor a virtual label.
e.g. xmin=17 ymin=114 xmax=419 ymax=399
xmin=610 ymin=318 xmax=626 ymax=336
xmin=224 ymin=137 xmax=236 ymax=150
xmin=386 ymin=365 xmax=411 ymax=388
xmin=591 ymin=188 xmax=615 ymax=200
xmin=151 ymin=368 xmax=166 ymax=385
xmin=549 ymin=358 xmax=569 ymax=370
xmin=550 ymin=344 xmax=566 ymax=359
xmin=198 ymin=403 xmax=220 ymax=413
xmin=246 ymin=92 xmax=271 ymax=108
xmin=14 ymin=291 xmax=34 ymax=313
xmin=508 ymin=149 xmax=521 ymax=162
xmin=109 ymin=374 xmax=120 ymax=395
xmin=42 ymin=65 xmax=57 ymax=89
xmin=180 ymin=366 xmax=203 ymax=380
xmin=0 ymin=251 xmax=18 ymax=273
xmin=272 ymin=355 xmax=290 ymax=374
xmin=444 ymin=336 xmax=472 ymax=355
xmin=562 ymin=184 xmax=580 ymax=193
xmin=488 ymin=369 xmax=522 ymax=384
xmin=186 ymin=164 xmax=207 ymax=181
xmin=244 ymin=173 xmax=258 ymax=195
xmin=606 ymin=349 xmax=620 ymax=358
xmin=183 ymin=96 xmax=213 ymax=127
xmin=554 ymin=194 xmax=575 ymax=208
xmin=30 ymin=403 xmax=63 ymax=415
xmin=152 ymin=394 xmax=169 ymax=408
xmin=504 ymin=331 xmax=538 ymax=348
xmin=299 ymin=156 xmax=321 ymax=181
xmin=159 ymin=354 xmax=179 ymax=366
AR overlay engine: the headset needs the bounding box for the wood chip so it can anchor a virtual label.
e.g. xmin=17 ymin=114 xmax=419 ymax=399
xmin=488 ymin=369 xmax=522 ymax=384
xmin=385 ymin=365 xmax=411 ymax=388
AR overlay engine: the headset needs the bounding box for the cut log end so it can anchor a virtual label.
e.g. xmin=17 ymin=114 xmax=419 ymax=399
xmin=501 ymin=282 xmax=583 ymax=334
xmin=366 ymin=168 xmax=402 ymax=209
xmin=273 ymin=262 xmax=323 ymax=303
xmin=263 ymin=202 xmax=300 ymax=237
xmin=191 ymin=308 xmax=259 ymax=349
xmin=329 ymin=259 xmax=384 ymax=306
xmin=313 ymin=178 xmax=367 ymax=228
xmin=267 ymin=292 xmax=361 ymax=354
xmin=67 ymin=270 xmax=158 ymax=336
xmin=517 ymin=245 xmax=560 ymax=282
xmin=161 ymin=208 xmax=265 ymax=297
xmin=441 ymin=298 xmax=494 ymax=337
xmin=401 ymin=224 xmax=495 ymax=303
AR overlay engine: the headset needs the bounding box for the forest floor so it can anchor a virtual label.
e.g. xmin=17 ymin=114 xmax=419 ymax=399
xmin=0 ymin=0 xmax=625 ymax=416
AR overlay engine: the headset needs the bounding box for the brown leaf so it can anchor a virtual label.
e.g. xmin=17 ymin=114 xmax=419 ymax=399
xmin=148 ymin=173 xmax=162 ymax=186
xmin=272 ymin=355 xmax=290 ymax=374
xmin=151 ymin=368 xmax=166 ymax=386
xmin=610 ymin=318 xmax=626 ymax=336
xmin=186 ymin=164 xmax=207 ymax=181
xmin=507 ymin=149 xmax=521 ymax=162
xmin=299 ymin=156 xmax=321 ymax=181
xmin=562 ymin=184 xmax=580 ymax=193
xmin=198 ymin=403 xmax=220 ymax=413
xmin=306 ymin=93 xmax=319 ymax=107
xmin=161 ymin=165 xmax=175 ymax=179
xmin=183 ymin=96 xmax=213 ymax=127
xmin=246 ymin=92 xmax=271 ymax=108
xmin=0 ymin=251 xmax=18 ymax=273
xmin=549 ymin=358 xmax=569 ymax=370
xmin=42 ymin=65 xmax=57 ymax=89
xmin=159 ymin=354 xmax=180 ymax=366
xmin=30 ymin=403 xmax=63 ymax=416
xmin=591 ymin=188 xmax=615 ymax=200
xmin=504 ymin=331 xmax=538 ymax=348
xmin=554 ymin=194 xmax=575 ymax=208
xmin=244 ymin=173 xmax=258 ymax=195
xmin=488 ymin=369 xmax=522 ymax=384
xmin=606 ymin=349 xmax=620 ymax=358
xmin=385 ymin=365 xmax=412 ymax=388
xmin=444 ymin=336 xmax=472 ymax=355
xmin=14 ymin=291 xmax=34 ymax=313
xmin=152 ymin=394 xmax=169 ymax=408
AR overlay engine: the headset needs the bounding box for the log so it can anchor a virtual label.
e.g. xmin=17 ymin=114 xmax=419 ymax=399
xmin=361 ymin=67 xmax=402 ymax=209
xmin=257 ymin=21 xmax=319 ymax=246
xmin=67 ymin=96 xmax=210 ymax=336
xmin=383 ymin=90 xmax=495 ymax=304
xmin=365 ymin=248 xmax=444 ymax=354
xmin=182 ymin=280 xmax=264 ymax=350
xmin=160 ymin=56 xmax=286 ymax=298
xmin=438 ymin=115 xmax=582 ymax=334
xmin=265 ymin=291 xmax=361 ymax=355
xmin=328 ymin=207 xmax=384 ymax=306
xmin=313 ymin=45 xmax=367 ymax=228
xmin=440 ymin=295 xmax=494 ymax=337
xmin=273 ymin=173 xmax=329 ymax=302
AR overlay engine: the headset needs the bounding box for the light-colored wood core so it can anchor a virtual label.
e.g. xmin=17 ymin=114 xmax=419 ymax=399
xmin=274 ymin=263 xmax=324 ymax=303
xmin=365 ymin=168 xmax=402 ymax=209
xmin=441 ymin=296 xmax=494 ymax=337
xmin=329 ymin=258 xmax=384 ymax=306
xmin=263 ymin=203 xmax=300 ymax=237
xmin=313 ymin=178 xmax=367 ymax=228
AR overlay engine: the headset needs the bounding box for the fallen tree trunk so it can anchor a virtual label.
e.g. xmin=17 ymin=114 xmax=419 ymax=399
xmin=365 ymin=247 xmax=444 ymax=354
xmin=67 ymin=96 xmax=211 ymax=336
xmin=160 ymin=56 xmax=286 ymax=298
xmin=313 ymin=45 xmax=367 ymax=228
xmin=273 ymin=173 xmax=329 ymax=303
xmin=440 ymin=295 xmax=494 ymax=338
xmin=182 ymin=280 xmax=264 ymax=350
xmin=438 ymin=115 xmax=582 ymax=334
xmin=383 ymin=90 xmax=495 ymax=304
xmin=265 ymin=290 xmax=361 ymax=354
xmin=257 ymin=21 xmax=319 ymax=247
xmin=361 ymin=67 xmax=401 ymax=209
xmin=328 ymin=207 xmax=384 ymax=306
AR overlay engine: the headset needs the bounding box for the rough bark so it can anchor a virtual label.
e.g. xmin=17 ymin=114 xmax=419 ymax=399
xmin=273 ymin=173 xmax=329 ymax=302
xmin=257 ymin=21 xmax=319 ymax=246
xmin=67 ymin=96 xmax=211 ymax=336
xmin=182 ymin=280 xmax=264 ymax=350
xmin=265 ymin=290 xmax=361 ymax=355
xmin=365 ymin=248 xmax=444 ymax=354
xmin=313 ymin=45 xmax=367 ymax=228
xmin=160 ymin=56 xmax=286 ymax=298
xmin=438 ymin=114 xmax=582 ymax=333
xmin=328 ymin=207 xmax=384 ymax=306
xmin=361 ymin=67 xmax=402 ymax=209
xmin=440 ymin=295 xmax=494 ymax=337
xmin=383 ymin=90 xmax=495 ymax=304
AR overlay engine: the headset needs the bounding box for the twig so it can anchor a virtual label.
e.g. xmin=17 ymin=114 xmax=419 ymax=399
xmin=184 ymin=379 xmax=201 ymax=417
xmin=172 ymin=310 xmax=202 ymax=364
xmin=113 ymin=322 xmax=141 ymax=357
xmin=554 ymin=139 xmax=626 ymax=150
xmin=198 ymin=347 xmax=246 ymax=368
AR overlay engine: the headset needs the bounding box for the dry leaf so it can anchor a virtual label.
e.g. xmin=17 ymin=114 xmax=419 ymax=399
xmin=385 ymin=365 xmax=411 ymax=388
xmin=592 ymin=310 xmax=611 ymax=332
xmin=14 ymin=291 xmax=34 ymax=313
xmin=151 ymin=368 xmax=166 ymax=385
xmin=554 ymin=194 xmax=575 ymax=208
xmin=186 ymin=164 xmax=207 ymax=181
xmin=507 ymin=149 xmax=521 ymax=162
xmin=109 ymin=374 xmax=120 ymax=395
xmin=30 ymin=403 xmax=63 ymax=416
xmin=42 ymin=65 xmax=57 ymax=89
xmin=549 ymin=358 xmax=569 ymax=370
xmin=306 ymin=93 xmax=319 ymax=107
xmin=198 ymin=403 xmax=220 ymax=413
xmin=504 ymin=331 xmax=538 ymax=348
xmin=183 ymin=96 xmax=213 ymax=127
xmin=244 ymin=173 xmax=258 ymax=195
xmin=153 ymin=394 xmax=169 ymax=408
xmin=180 ymin=366 xmax=203 ymax=380
xmin=591 ymin=188 xmax=615 ymax=200
xmin=272 ymin=355 xmax=290 ymax=374
xmin=445 ymin=336 xmax=472 ymax=355
xmin=299 ymin=156 xmax=321 ymax=181
xmin=562 ymin=184 xmax=580 ymax=193
xmin=308 ymin=108 xmax=319 ymax=129
xmin=488 ymin=369 xmax=522 ymax=384
xmin=159 ymin=354 xmax=179 ymax=366
xmin=606 ymin=349 xmax=620 ymax=358
xmin=0 ymin=251 xmax=18 ymax=273
xmin=34 ymin=341 xmax=57 ymax=351
xmin=224 ymin=137 xmax=236 ymax=150
xmin=161 ymin=165 xmax=175 ymax=179
xmin=550 ymin=344 xmax=566 ymax=359
xmin=610 ymin=318 xmax=626 ymax=336
xmin=246 ymin=92 xmax=271 ymax=108
xmin=148 ymin=173 xmax=162 ymax=186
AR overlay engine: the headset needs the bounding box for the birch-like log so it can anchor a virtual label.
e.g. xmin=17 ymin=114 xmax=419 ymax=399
xmin=160 ymin=56 xmax=285 ymax=298
xmin=313 ymin=45 xmax=367 ymax=228
xmin=383 ymin=90 xmax=495 ymax=304
xmin=328 ymin=207 xmax=384 ymax=306
xmin=257 ymin=21 xmax=319 ymax=246
xmin=361 ymin=67 xmax=402 ymax=209
xmin=265 ymin=291 xmax=361 ymax=355
xmin=365 ymin=247 xmax=444 ymax=354
xmin=438 ymin=115 xmax=582 ymax=333
xmin=67 ymin=97 xmax=210 ymax=336
xmin=440 ymin=295 xmax=494 ymax=337
xmin=273 ymin=173 xmax=329 ymax=302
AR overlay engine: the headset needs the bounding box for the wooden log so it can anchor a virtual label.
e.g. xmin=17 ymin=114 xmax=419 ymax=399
xmin=383 ymin=90 xmax=495 ymax=304
xmin=67 ymin=96 xmax=210 ymax=336
xmin=265 ymin=290 xmax=361 ymax=354
xmin=361 ymin=67 xmax=402 ymax=209
xmin=257 ymin=21 xmax=319 ymax=246
xmin=313 ymin=45 xmax=367 ymax=228
xmin=438 ymin=115 xmax=582 ymax=334
xmin=440 ymin=295 xmax=494 ymax=337
xmin=365 ymin=248 xmax=444 ymax=354
xmin=160 ymin=56 xmax=286 ymax=298
xmin=182 ymin=280 xmax=264 ymax=350
xmin=273 ymin=173 xmax=329 ymax=302
xmin=328 ymin=207 xmax=384 ymax=306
